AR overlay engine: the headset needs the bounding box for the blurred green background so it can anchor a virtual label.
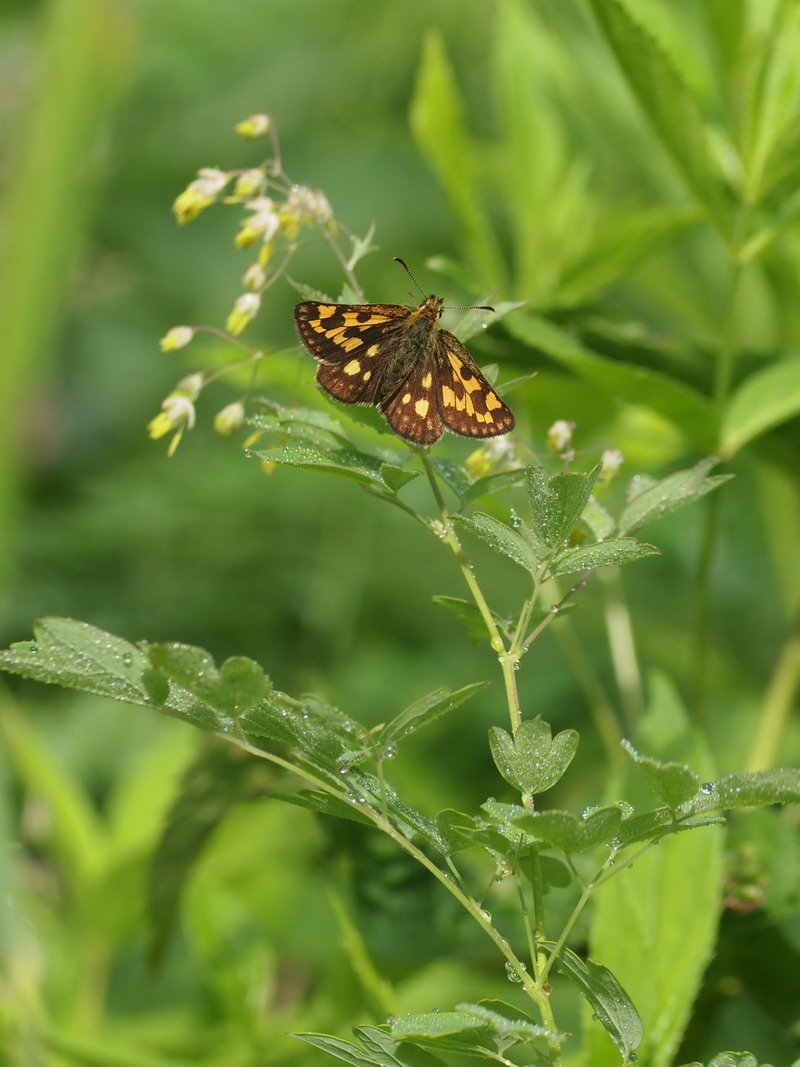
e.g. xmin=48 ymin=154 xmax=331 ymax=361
xmin=2 ymin=0 xmax=800 ymax=1064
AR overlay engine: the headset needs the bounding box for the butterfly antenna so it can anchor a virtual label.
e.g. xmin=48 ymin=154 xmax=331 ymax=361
xmin=392 ymin=257 xmax=427 ymax=299
xmin=392 ymin=257 xmax=494 ymax=313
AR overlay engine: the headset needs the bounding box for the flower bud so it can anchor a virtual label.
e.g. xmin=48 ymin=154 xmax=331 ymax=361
xmin=242 ymin=262 xmax=266 ymax=290
xmin=599 ymin=448 xmax=624 ymax=484
xmin=214 ymin=400 xmax=246 ymax=435
xmin=159 ymin=326 xmax=195 ymax=351
xmin=226 ymin=292 xmax=261 ymax=336
xmin=235 ymin=113 xmax=272 ymax=139
xmin=172 ymin=168 xmax=229 ymax=224
xmin=234 ymin=168 xmax=265 ymax=198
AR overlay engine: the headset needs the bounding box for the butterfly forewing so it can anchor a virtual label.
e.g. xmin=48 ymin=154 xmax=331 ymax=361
xmin=293 ymin=295 xmax=515 ymax=445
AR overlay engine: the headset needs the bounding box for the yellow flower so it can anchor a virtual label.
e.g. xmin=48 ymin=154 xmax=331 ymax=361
xmin=147 ymin=393 xmax=197 ymax=455
xmin=234 ymin=113 xmax=272 ymax=139
xmin=172 ymin=168 xmax=230 ymax=224
xmin=159 ymin=326 xmax=195 ymax=351
xmin=226 ymin=292 xmax=261 ymax=336
xmin=214 ymin=401 xmax=246 ymax=435
xmin=465 ymin=437 xmax=517 ymax=479
xmin=234 ymin=168 xmax=265 ymax=198
xmin=235 ymin=196 xmax=280 ymax=248
xmin=242 ymin=262 xmax=266 ymax=290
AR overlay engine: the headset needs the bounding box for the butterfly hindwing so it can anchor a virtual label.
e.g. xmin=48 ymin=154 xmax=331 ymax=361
xmin=436 ymin=331 xmax=516 ymax=439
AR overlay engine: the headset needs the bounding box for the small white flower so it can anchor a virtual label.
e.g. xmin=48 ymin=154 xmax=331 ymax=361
xmin=546 ymin=419 xmax=575 ymax=452
xmin=162 ymin=393 xmax=196 ymax=429
xmin=599 ymin=448 xmax=624 ymax=483
xmin=176 ymin=373 xmax=204 ymax=400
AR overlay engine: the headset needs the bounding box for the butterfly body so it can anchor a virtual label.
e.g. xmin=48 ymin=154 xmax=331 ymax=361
xmin=294 ymin=295 xmax=515 ymax=446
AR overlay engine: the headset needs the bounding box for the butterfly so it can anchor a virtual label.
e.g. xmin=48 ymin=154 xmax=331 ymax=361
xmin=293 ymin=265 xmax=515 ymax=446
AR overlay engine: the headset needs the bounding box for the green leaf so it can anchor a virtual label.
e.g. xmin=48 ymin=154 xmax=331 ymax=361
xmin=505 ymin=312 xmax=717 ymax=450
xmin=587 ymin=682 xmax=723 ymax=1067
xmin=587 ymin=0 xmax=733 ymax=234
xmin=556 ymin=207 xmax=699 ymax=307
xmin=0 ymin=617 xmax=170 ymax=712
xmin=452 ymin=511 xmax=540 ymax=573
xmin=464 ymin=467 xmax=530 ymax=502
xmin=357 ymin=1025 xmax=447 ymax=1065
xmin=453 ymin=299 xmax=527 ymax=344
xmin=255 ymin=443 xmax=419 ymax=493
xmin=556 ymin=948 xmax=642 ymax=1059
xmin=410 ymin=32 xmax=505 ymax=289
xmin=0 ymin=711 xmax=106 ymax=887
xmin=431 ymin=596 xmax=498 ymax=643
xmin=513 ymin=806 xmax=623 ymax=852
xmin=241 ymin=692 xmax=365 ymax=775
xmin=390 ymin=1011 xmax=490 ymax=1040
xmin=453 ymin=999 xmax=562 ymax=1043
xmin=622 ymin=740 xmax=700 ymax=808
xmin=678 ymin=1055 xmax=765 ymax=1067
xmin=720 ymin=355 xmax=800 ymax=457
xmin=581 ymin=495 xmax=616 ymax=540
xmin=148 ymin=741 xmax=254 ymax=965
xmin=489 ymin=718 xmax=578 ymax=795
xmin=738 ymin=2 xmax=800 ymax=204
xmin=379 ymin=682 xmax=489 ymax=751
xmin=429 ymin=457 xmax=472 ymax=499
xmin=279 ymin=790 xmax=374 ymax=827
xmin=527 ymin=466 xmax=599 ymax=548
xmin=683 ymin=768 xmax=800 ymax=814
xmin=618 ymin=458 xmax=732 ymax=535
xmin=435 ymin=808 xmax=512 ymax=858
xmin=550 ymin=538 xmax=659 ymax=577
xmin=608 ymin=809 xmax=716 ymax=851
xmin=293 ymin=1027 xmax=444 ymax=1066
xmin=146 ymin=644 xmax=272 ymax=720
xmin=252 ymin=400 xmax=352 ymax=449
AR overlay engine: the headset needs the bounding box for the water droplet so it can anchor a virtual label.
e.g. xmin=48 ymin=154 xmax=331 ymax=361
xmin=122 ymin=652 xmax=132 ymax=667
xmin=505 ymin=961 xmax=525 ymax=982
xmin=243 ymin=448 xmax=254 ymax=458
xmin=479 ymin=908 xmax=492 ymax=922
xmin=383 ymin=744 xmax=397 ymax=760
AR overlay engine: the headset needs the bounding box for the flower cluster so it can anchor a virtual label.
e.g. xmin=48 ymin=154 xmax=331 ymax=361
xmin=152 ymin=113 xmax=351 ymax=454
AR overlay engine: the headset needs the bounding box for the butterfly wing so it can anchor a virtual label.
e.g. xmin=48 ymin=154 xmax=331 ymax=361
xmin=294 ymin=301 xmax=410 ymax=404
xmin=435 ymin=329 xmax=516 ymax=438
xmin=380 ymin=350 xmax=444 ymax=445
